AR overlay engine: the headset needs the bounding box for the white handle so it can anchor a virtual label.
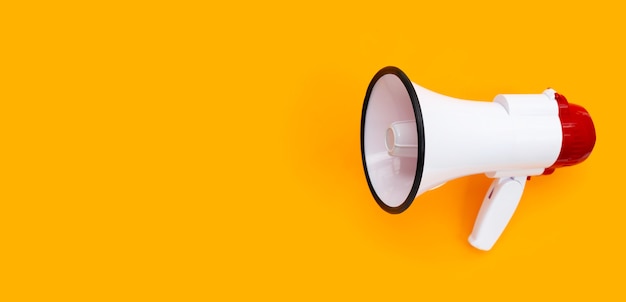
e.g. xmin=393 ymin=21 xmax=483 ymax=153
xmin=468 ymin=176 xmax=527 ymax=251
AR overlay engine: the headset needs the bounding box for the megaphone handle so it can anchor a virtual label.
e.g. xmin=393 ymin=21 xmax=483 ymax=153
xmin=468 ymin=176 xmax=527 ymax=251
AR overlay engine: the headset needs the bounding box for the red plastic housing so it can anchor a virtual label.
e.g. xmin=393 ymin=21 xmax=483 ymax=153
xmin=543 ymin=93 xmax=596 ymax=175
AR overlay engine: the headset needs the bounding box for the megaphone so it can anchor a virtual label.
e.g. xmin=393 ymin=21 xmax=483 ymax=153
xmin=360 ymin=66 xmax=596 ymax=251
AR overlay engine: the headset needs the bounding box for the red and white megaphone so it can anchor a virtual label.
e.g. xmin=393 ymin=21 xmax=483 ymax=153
xmin=360 ymin=66 xmax=596 ymax=251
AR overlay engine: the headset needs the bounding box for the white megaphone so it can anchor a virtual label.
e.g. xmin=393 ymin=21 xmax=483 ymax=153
xmin=361 ymin=66 xmax=596 ymax=251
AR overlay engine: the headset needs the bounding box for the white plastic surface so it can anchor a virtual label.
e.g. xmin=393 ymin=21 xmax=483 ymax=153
xmin=410 ymin=86 xmax=561 ymax=250
xmin=414 ymin=84 xmax=562 ymax=194
xmin=468 ymin=176 xmax=527 ymax=251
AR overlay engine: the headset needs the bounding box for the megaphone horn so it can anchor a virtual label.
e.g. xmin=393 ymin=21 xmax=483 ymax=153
xmin=360 ymin=66 xmax=596 ymax=251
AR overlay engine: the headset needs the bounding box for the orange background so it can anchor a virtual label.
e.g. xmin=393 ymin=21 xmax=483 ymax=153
xmin=2 ymin=0 xmax=625 ymax=300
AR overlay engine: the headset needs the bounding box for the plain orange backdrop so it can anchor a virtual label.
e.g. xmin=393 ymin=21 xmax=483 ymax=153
xmin=2 ymin=0 xmax=625 ymax=300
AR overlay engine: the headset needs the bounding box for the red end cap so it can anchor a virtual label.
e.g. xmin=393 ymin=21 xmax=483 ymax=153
xmin=544 ymin=93 xmax=596 ymax=174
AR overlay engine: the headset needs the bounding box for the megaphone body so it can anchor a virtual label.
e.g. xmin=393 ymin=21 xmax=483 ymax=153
xmin=361 ymin=66 xmax=595 ymax=251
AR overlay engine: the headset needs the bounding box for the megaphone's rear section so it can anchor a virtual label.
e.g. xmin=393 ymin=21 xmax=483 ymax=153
xmin=543 ymin=93 xmax=596 ymax=175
